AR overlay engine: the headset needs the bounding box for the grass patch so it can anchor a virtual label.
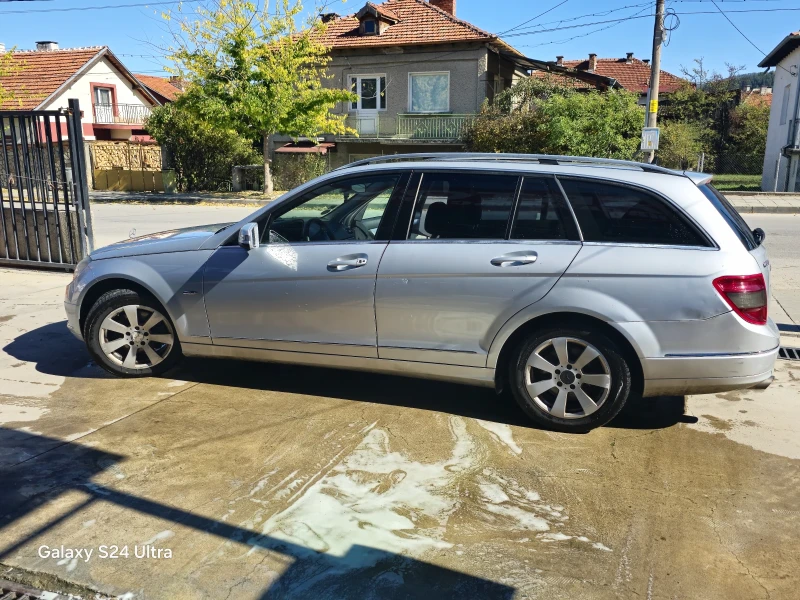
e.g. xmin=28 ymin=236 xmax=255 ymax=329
xmin=711 ymin=174 xmax=762 ymax=192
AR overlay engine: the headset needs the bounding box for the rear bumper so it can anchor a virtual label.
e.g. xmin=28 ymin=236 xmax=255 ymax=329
xmin=641 ymin=346 xmax=779 ymax=396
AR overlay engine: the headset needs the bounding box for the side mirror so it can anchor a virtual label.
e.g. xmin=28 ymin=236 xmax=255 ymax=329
xmin=238 ymin=223 xmax=260 ymax=250
xmin=752 ymin=227 xmax=766 ymax=246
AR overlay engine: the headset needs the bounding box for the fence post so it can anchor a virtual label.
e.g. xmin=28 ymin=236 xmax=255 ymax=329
xmin=67 ymin=98 xmax=94 ymax=253
xmin=697 ymin=152 xmax=705 ymax=172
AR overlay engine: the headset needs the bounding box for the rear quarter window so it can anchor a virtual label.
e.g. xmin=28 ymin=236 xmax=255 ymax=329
xmin=698 ymin=184 xmax=757 ymax=251
xmin=558 ymin=178 xmax=710 ymax=247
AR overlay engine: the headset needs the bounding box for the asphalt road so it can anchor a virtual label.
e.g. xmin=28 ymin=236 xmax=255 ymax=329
xmin=89 ymin=204 xmax=800 ymax=325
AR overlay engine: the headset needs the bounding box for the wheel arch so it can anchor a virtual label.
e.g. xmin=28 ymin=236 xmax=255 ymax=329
xmin=492 ymin=311 xmax=644 ymax=398
xmin=79 ymin=277 xmax=169 ymax=336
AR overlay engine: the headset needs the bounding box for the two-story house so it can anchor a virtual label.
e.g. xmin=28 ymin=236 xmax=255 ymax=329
xmin=306 ymin=0 xmax=531 ymax=167
xmin=0 ymin=42 xmax=160 ymax=141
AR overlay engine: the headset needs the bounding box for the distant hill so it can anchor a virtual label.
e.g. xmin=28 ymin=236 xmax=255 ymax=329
xmin=729 ymin=71 xmax=774 ymax=90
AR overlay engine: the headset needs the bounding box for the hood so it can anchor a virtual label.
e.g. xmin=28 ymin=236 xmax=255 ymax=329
xmin=91 ymin=223 xmax=234 ymax=259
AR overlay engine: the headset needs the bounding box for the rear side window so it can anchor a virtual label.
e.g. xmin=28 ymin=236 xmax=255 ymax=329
xmin=408 ymin=173 xmax=518 ymax=240
xmin=699 ymin=183 xmax=757 ymax=250
xmin=511 ymin=177 xmax=580 ymax=241
xmin=559 ymin=178 xmax=709 ymax=247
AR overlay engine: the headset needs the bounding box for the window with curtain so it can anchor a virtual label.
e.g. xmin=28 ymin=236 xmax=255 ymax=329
xmin=409 ymin=72 xmax=449 ymax=113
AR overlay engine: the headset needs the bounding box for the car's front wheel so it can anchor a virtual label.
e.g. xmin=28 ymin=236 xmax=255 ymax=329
xmin=85 ymin=288 xmax=182 ymax=377
xmin=509 ymin=327 xmax=631 ymax=432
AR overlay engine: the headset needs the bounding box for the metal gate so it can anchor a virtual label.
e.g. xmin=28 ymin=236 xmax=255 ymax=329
xmin=0 ymin=98 xmax=94 ymax=269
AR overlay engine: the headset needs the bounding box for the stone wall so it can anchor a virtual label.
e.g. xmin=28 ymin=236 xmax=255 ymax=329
xmin=90 ymin=141 xmax=163 ymax=171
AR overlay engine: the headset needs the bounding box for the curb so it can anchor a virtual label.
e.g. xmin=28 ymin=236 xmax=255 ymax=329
xmin=89 ymin=196 xmax=271 ymax=206
xmin=728 ymin=206 xmax=800 ymax=214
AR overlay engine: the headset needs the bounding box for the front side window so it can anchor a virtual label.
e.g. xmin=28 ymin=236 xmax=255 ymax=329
xmin=409 ymin=72 xmax=449 ymax=113
xmin=511 ymin=177 xmax=580 ymax=241
xmin=559 ymin=178 xmax=708 ymax=247
xmin=265 ymin=175 xmax=399 ymax=244
xmin=408 ymin=172 xmax=518 ymax=240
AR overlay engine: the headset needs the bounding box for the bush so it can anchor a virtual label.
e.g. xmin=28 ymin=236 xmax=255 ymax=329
xmin=145 ymin=103 xmax=260 ymax=192
xmin=463 ymin=76 xmax=642 ymax=159
xmin=272 ymin=153 xmax=329 ymax=190
xmin=657 ymin=121 xmax=703 ymax=170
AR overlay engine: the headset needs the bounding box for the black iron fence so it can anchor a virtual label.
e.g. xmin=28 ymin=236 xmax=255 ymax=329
xmin=0 ymin=99 xmax=93 ymax=268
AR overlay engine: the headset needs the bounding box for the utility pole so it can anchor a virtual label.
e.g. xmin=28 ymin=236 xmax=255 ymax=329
xmin=645 ymin=0 xmax=665 ymax=163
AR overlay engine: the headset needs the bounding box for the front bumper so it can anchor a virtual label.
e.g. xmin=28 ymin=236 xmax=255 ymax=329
xmin=64 ymin=299 xmax=83 ymax=341
xmin=641 ymin=345 xmax=779 ymax=396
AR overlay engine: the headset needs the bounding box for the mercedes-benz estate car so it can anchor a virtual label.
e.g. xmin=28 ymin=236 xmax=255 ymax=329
xmin=65 ymin=154 xmax=779 ymax=432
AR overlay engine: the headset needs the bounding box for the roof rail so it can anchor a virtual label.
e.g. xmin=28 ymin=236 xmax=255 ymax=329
xmin=334 ymin=153 xmax=684 ymax=177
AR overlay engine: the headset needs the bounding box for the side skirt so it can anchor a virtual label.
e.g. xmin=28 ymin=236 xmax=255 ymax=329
xmin=182 ymin=342 xmax=496 ymax=388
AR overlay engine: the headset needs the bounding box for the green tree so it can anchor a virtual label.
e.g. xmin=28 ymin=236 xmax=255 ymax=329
xmin=162 ymin=0 xmax=354 ymax=193
xmin=657 ymin=121 xmax=703 ymax=170
xmin=145 ymin=102 xmax=260 ymax=192
xmin=463 ymin=75 xmax=642 ymax=158
xmin=728 ymin=101 xmax=770 ymax=159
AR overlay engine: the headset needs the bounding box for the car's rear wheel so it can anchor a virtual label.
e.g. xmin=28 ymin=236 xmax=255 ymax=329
xmin=85 ymin=289 xmax=182 ymax=377
xmin=509 ymin=327 xmax=631 ymax=432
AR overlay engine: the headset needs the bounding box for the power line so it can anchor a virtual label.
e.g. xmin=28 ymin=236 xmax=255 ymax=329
xmin=708 ymin=0 xmax=766 ymax=54
xmin=499 ymin=0 xmax=570 ymax=35
xmin=0 ymin=0 xmax=202 ymax=14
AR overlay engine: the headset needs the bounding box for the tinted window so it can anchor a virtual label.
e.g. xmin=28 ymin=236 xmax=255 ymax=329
xmin=511 ymin=177 xmax=580 ymax=241
xmin=408 ymin=173 xmax=518 ymax=240
xmin=265 ymin=174 xmax=399 ymax=243
xmin=699 ymin=183 xmax=756 ymax=250
xmin=559 ymin=178 xmax=708 ymax=246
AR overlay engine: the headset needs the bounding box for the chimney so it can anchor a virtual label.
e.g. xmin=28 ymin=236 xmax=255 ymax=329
xmin=35 ymin=41 xmax=59 ymax=51
xmin=626 ymin=52 xmax=634 ymax=64
xmin=642 ymin=59 xmax=650 ymax=65
xmin=556 ymin=55 xmax=564 ymax=66
xmin=320 ymin=12 xmax=339 ymax=23
xmin=588 ymin=53 xmax=597 ymax=72
xmin=429 ymin=0 xmax=455 ymax=16
xmin=168 ymin=75 xmax=186 ymax=91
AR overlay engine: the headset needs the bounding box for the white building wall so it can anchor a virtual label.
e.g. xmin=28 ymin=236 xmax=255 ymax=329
xmin=41 ymin=56 xmax=154 ymax=140
xmin=762 ymin=47 xmax=800 ymax=191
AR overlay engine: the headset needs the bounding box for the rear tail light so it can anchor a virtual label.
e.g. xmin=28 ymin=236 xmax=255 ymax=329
xmin=713 ymin=274 xmax=768 ymax=325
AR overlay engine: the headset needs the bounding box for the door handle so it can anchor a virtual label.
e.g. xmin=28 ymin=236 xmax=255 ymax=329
xmin=490 ymin=252 xmax=538 ymax=267
xmin=328 ymin=253 xmax=368 ymax=271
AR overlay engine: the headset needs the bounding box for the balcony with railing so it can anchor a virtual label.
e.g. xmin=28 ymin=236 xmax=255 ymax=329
xmin=341 ymin=113 xmax=475 ymax=141
xmin=92 ymin=103 xmax=153 ymax=126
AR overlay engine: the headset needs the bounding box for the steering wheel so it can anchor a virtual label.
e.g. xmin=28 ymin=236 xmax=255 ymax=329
xmin=303 ymin=218 xmax=334 ymax=241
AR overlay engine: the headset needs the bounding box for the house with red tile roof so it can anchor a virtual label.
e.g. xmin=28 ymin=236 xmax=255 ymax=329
xmin=134 ymin=74 xmax=184 ymax=104
xmin=302 ymin=0 xmax=603 ymax=166
xmin=0 ymin=42 xmax=160 ymax=141
xmin=530 ymin=53 xmax=686 ymax=97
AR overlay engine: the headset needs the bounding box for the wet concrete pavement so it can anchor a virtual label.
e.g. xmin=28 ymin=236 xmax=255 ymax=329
xmin=1 ymin=214 xmax=800 ymax=598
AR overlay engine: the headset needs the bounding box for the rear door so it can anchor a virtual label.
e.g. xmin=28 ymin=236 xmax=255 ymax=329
xmin=374 ymin=171 xmax=582 ymax=367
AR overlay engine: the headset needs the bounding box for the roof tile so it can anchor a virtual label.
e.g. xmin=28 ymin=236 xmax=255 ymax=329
xmin=135 ymin=74 xmax=182 ymax=102
xmin=313 ymin=0 xmax=497 ymax=49
xmin=0 ymin=47 xmax=102 ymax=110
xmin=532 ymin=57 xmax=685 ymax=94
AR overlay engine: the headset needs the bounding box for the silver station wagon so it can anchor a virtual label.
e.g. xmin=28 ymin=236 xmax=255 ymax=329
xmin=65 ymin=154 xmax=779 ymax=432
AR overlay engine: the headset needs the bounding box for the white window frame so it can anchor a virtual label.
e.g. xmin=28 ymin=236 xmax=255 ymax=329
xmin=348 ymin=74 xmax=387 ymax=112
xmin=780 ymin=83 xmax=791 ymax=126
xmin=408 ymin=71 xmax=451 ymax=114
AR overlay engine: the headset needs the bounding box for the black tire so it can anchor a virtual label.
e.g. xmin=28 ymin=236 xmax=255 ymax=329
xmin=508 ymin=327 xmax=631 ymax=432
xmin=84 ymin=288 xmax=182 ymax=377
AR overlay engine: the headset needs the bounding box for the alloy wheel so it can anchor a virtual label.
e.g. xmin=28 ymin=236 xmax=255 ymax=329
xmin=98 ymin=304 xmax=174 ymax=369
xmin=524 ymin=337 xmax=612 ymax=419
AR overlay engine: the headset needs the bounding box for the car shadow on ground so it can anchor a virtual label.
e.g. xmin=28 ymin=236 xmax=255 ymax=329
xmin=4 ymin=320 xmax=696 ymax=431
xmin=0 ymin=428 xmax=514 ymax=599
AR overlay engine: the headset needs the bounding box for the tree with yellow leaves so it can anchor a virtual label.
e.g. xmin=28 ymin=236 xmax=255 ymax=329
xmin=163 ymin=0 xmax=354 ymax=193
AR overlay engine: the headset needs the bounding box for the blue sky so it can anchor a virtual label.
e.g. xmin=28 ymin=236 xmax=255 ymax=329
xmin=0 ymin=0 xmax=795 ymax=79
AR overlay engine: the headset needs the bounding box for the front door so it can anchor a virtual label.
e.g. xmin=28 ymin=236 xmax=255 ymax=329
xmin=204 ymin=172 xmax=405 ymax=357
xmin=375 ymin=172 xmax=582 ymax=367
xmin=350 ymin=75 xmax=385 ymax=135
